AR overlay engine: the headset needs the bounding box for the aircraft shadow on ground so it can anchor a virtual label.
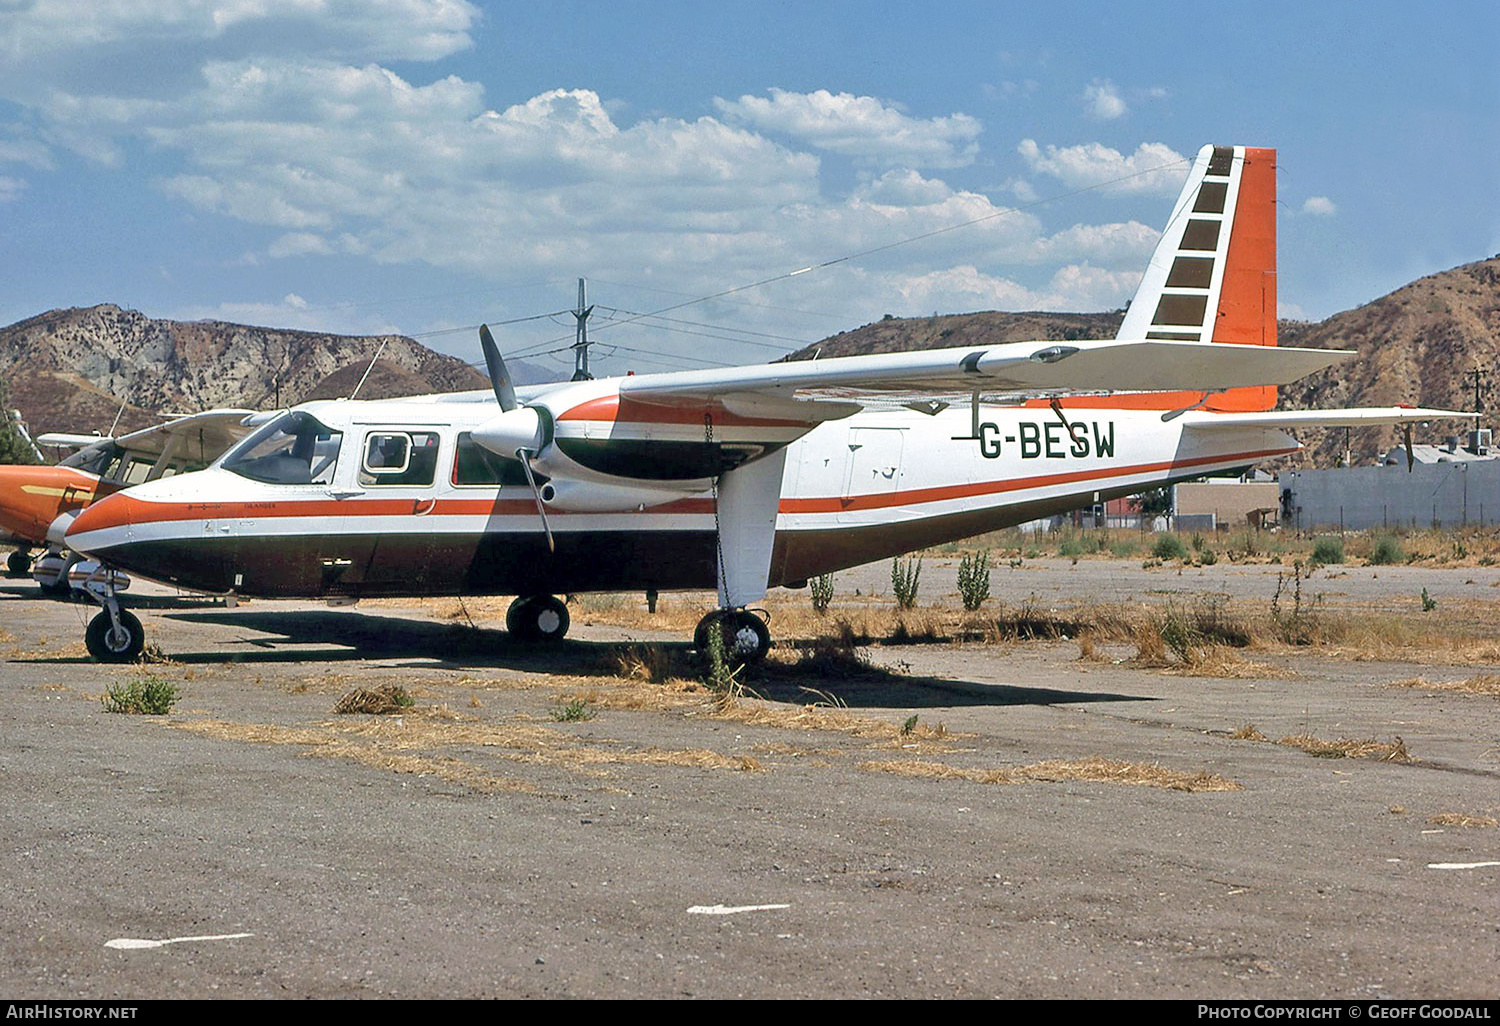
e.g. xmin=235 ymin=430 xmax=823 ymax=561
xmin=153 ymin=608 xmax=1155 ymax=709
xmin=0 ymin=583 xmax=229 ymax=611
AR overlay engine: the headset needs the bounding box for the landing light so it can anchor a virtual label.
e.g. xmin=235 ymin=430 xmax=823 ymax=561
xmin=1029 ymin=345 xmax=1079 ymax=364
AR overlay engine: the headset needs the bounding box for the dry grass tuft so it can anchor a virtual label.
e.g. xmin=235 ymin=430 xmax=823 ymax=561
xmin=1388 ymin=675 xmax=1500 ymax=695
xmin=333 ymin=684 xmax=415 ymax=715
xmin=610 ymin=644 xmax=698 ymax=685
xmin=1075 ymin=633 xmax=1110 ymax=662
xmin=1229 ymin=724 xmax=1269 ymax=741
xmin=709 ymin=696 xmax=956 ymax=747
xmin=1427 ymin=812 xmax=1500 ymax=828
xmin=171 ymin=701 xmax=759 ymax=789
xmin=859 ymin=755 xmax=1239 ymax=792
xmin=1275 ymin=732 xmax=1413 ymax=762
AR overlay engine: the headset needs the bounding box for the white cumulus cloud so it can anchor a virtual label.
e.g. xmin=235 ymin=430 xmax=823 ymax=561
xmin=1082 ymin=79 xmax=1127 ymax=120
xmin=1018 ymin=139 xmax=1189 ymax=195
xmin=1301 ymin=195 xmax=1337 ymax=216
xmin=714 ymin=88 xmax=980 ymax=168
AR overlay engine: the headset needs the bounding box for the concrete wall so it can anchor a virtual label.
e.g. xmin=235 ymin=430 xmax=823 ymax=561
xmin=1175 ymin=481 xmax=1281 ymax=530
xmin=1279 ymin=462 xmax=1500 ymax=531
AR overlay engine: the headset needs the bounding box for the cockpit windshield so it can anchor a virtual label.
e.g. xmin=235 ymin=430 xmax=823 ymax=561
xmin=221 ymin=411 xmax=343 ymax=485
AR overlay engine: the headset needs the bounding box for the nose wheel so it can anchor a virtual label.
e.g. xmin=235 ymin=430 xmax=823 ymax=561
xmin=6 ymin=549 xmax=32 ymax=578
xmin=695 ymin=608 xmax=771 ymax=666
xmin=506 ymin=594 xmax=570 ymax=643
xmin=85 ymin=608 xmax=145 ymax=663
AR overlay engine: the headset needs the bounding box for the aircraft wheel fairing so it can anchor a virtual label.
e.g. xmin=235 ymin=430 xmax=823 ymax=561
xmin=37 ymin=554 xmax=80 ymax=598
xmin=695 ymin=609 xmax=771 ymax=666
xmin=85 ymin=609 xmax=145 ymax=663
xmin=506 ymin=594 xmax=570 ymax=643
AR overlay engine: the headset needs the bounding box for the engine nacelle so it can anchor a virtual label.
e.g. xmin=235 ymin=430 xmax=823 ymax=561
xmin=472 ymin=406 xmax=550 ymax=458
xmin=539 ymin=478 xmax=706 ymax=512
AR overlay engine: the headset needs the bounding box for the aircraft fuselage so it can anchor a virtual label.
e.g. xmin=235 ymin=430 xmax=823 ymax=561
xmin=65 ymin=394 xmax=1297 ymax=600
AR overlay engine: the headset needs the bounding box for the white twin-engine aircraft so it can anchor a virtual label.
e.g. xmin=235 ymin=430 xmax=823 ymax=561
xmin=64 ymin=145 xmax=1467 ymax=662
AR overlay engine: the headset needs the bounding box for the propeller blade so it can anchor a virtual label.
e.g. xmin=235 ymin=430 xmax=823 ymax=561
xmin=516 ymin=449 xmax=555 ymax=553
xmin=479 ymin=324 xmax=517 ymax=413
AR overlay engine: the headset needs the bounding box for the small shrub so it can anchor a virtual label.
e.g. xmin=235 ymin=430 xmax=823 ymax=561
xmin=891 ymin=556 xmax=922 ymax=610
xmin=1421 ymin=587 xmax=1437 ymax=612
xmin=1370 ymin=535 xmax=1406 ymax=565
xmin=1057 ymin=536 xmax=1085 ymax=558
xmin=1270 ymin=561 xmax=1319 ymax=645
xmin=550 ymin=698 xmax=595 ymax=722
xmin=900 ymin=714 xmax=919 ymax=737
xmin=1151 ymin=533 xmax=1189 ymax=561
xmin=701 ymin=624 xmax=739 ymax=694
xmin=102 ymin=675 xmax=180 ymax=715
xmin=1198 ymin=548 xmax=1218 ymax=566
xmin=809 ymin=573 xmax=835 ymax=614
xmin=1311 ymin=536 xmax=1345 ymax=565
xmin=957 ymin=551 xmax=991 ymax=611
xmin=334 ymin=684 xmax=415 ymax=714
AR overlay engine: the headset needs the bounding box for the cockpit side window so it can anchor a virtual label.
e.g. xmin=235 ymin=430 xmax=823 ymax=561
xmin=360 ymin=431 xmax=439 ymax=487
xmin=61 ymin=443 xmax=121 ymax=477
xmin=452 ymin=432 xmax=536 ymax=487
xmin=222 ymin=411 xmax=343 ymax=485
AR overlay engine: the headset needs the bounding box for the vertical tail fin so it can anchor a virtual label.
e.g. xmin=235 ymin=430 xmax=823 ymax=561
xmin=1115 ymin=144 xmax=1278 ymax=412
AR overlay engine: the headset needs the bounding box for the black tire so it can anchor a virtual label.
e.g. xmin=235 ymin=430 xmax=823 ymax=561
xmin=695 ymin=609 xmax=771 ymax=666
xmin=86 ymin=609 xmax=145 ymax=663
xmin=506 ymin=595 xmax=570 ymax=643
xmin=6 ymin=550 xmax=31 ymax=578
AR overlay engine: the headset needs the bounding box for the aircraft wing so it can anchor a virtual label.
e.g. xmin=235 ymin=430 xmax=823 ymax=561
xmin=1178 ymin=407 xmax=1476 ymax=430
xmin=34 ymin=432 xmax=109 ymax=451
xmin=117 ymin=408 xmax=258 ymax=462
xmin=52 ymin=408 xmax=257 ymax=465
xmin=615 ymin=338 xmax=1351 ymax=410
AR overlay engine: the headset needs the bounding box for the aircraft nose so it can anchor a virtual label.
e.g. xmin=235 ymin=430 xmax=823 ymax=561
xmin=66 ymin=489 xmax=133 ymax=554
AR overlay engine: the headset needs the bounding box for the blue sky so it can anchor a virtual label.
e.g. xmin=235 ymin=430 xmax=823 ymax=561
xmin=2 ymin=1 xmax=1496 ymax=379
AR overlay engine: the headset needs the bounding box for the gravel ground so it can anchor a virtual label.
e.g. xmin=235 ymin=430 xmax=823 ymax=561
xmin=2 ymin=562 xmax=1498 ymax=1000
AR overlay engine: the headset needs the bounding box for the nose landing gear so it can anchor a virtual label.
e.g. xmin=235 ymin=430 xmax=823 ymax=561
xmin=71 ymin=561 xmax=144 ymax=663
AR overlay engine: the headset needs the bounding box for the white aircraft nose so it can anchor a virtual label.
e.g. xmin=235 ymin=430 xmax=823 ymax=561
xmin=45 ymin=509 xmax=77 ymax=546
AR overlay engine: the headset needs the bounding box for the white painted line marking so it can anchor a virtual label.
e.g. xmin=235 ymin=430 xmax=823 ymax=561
xmin=105 ymin=932 xmax=254 ymax=950
xmin=686 ymin=904 xmax=790 ymax=916
xmin=1426 ymin=862 xmax=1500 ymax=871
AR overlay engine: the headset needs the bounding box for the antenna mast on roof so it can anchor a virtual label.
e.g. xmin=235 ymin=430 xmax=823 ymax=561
xmin=571 ymin=278 xmax=595 ymax=381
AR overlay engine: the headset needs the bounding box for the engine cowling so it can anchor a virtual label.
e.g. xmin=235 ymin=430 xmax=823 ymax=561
xmin=539 ymin=478 xmax=707 ymax=512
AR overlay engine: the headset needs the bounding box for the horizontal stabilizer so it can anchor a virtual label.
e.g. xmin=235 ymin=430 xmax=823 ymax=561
xmin=1179 ymin=407 xmax=1476 ymax=430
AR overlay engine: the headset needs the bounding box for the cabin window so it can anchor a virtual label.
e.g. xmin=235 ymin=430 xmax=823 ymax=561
xmin=63 ymin=443 xmax=119 ymax=476
xmin=222 ymin=411 xmax=343 ymax=486
xmin=451 ymin=432 xmax=536 ymax=487
xmin=360 ymin=431 xmax=439 ymax=487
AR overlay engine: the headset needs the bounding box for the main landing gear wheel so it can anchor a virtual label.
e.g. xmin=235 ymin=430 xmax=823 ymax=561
xmin=506 ymin=594 xmax=570 ymax=643
xmin=6 ymin=550 xmax=31 ymax=577
xmin=694 ymin=609 xmax=772 ymax=667
xmin=85 ymin=609 xmax=145 ymax=663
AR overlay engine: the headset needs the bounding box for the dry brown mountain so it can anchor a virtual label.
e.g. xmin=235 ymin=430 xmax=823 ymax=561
xmin=1277 ymin=256 xmax=1500 ymax=464
xmin=789 ymin=256 xmax=1500 ymax=466
xmin=0 ymin=304 xmax=489 ymax=439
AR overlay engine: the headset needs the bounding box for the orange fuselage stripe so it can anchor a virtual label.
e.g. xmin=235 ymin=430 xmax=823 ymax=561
xmin=70 ymin=445 xmax=1293 ymax=535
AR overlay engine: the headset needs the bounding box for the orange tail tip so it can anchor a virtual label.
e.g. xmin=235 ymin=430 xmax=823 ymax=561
xmin=1110 ymin=144 xmax=1278 ymax=413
